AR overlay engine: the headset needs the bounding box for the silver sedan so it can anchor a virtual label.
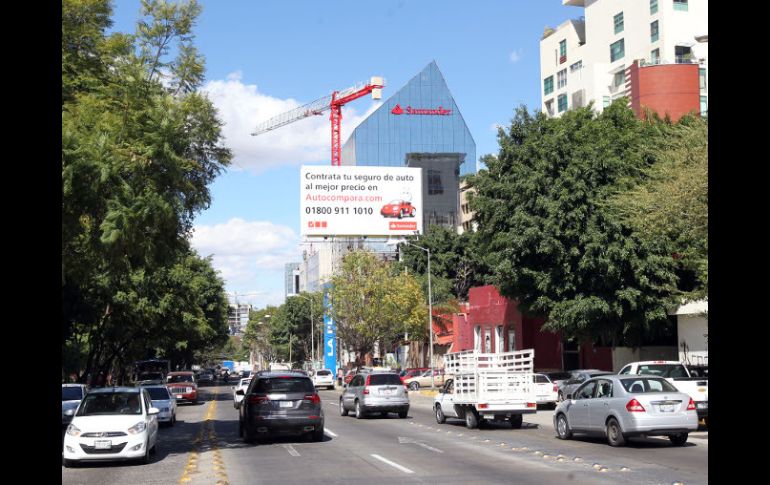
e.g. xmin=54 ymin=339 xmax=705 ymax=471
xmin=553 ymin=374 xmax=699 ymax=447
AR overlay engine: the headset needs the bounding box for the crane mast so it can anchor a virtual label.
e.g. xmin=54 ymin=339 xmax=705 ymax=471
xmin=251 ymin=77 xmax=385 ymax=166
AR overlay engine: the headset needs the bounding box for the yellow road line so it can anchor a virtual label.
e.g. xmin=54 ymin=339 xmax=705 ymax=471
xmin=178 ymin=388 xmax=228 ymax=485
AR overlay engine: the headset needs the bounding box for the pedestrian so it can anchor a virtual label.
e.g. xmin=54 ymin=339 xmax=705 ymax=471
xmin=337 ymin=367 xmax=343 ymax=387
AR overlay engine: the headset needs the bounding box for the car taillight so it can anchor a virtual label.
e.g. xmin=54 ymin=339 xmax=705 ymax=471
xmin=687 ymin=398 xmax=696 ymax=411
xmin=363 ymin=387 xmax=369 ymax=395
xmin=248 ymin=395 xmax=269 ymax=405
xmin=478 ymin=403 xmax=488 ymax=409
xmin=365 ymin=375 xmax=371 ymax=386
xmin=626 ymin=399 xmax=646 ymax=412
xmin=526 ymin=402 xmax=536 ymax=408
xmin=553 ymin=385 xmax=558 ymax=392
xmin=303 ymin=394 xmax=321 ymax=405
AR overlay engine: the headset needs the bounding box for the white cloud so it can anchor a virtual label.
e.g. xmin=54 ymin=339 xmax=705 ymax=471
xmin=202 ymin=72 xmax=381 ymax=173
xmin=509 ymin=49 xmax=523 ymax=63
xmin=191 ymin=218 xmax=300 ymax=307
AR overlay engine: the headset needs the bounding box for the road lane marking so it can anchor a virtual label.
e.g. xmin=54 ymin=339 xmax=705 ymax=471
xmin=370 ymin=454 xmax=414 ymax=474
xmin=283 ymin=444 xmax=300 ymax=457
xmin=324 ymin=428 xmax=339 ymax=437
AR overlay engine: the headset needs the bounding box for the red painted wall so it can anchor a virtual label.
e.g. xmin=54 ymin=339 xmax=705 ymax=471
xmin=522 ymin=316 xmax=562 ymax=371
xmin=628 ymin=61 xmax=700 ymax=122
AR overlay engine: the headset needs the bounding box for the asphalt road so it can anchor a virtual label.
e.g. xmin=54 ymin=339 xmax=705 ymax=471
xmin=62 ymin=384 xmax=708 ymax=485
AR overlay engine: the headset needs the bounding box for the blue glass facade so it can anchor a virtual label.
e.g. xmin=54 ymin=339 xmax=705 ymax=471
xmin=341 ymin=61 xmax=476 ymax=175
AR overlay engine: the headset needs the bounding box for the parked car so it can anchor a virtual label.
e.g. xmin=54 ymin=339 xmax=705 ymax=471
xmin=344 ymin=370 xmax=357 ymax=385
xmin=380 ymin=200 xmax=417 ymax=219
xmin=399 ymin=367 xmax=429 ymax=383
xmin=533 ymin=373 xmax=559 ymax=408
xmin=557 ymin=370 xmax=613 ymax=402
xmin=686 ymin=365 xmax=708 ymax=379
xmin=404 ymin=368 xmax=448 ymax=390
xmin=312 ymin=369 xmax=335 ymax=390
xmin=237 ymin=371 xmax=324 ymax=443
xmin=543 ymin=371 xmax=572 ymax=389
xmin=166 ymin=371 xmax=198 ymax=404
xmin=238 ymin=370 xmax=252 ymax=379
xmin=62 ymin=384 xmax=89 ymax=428
xmin=553 ymin=375 xmax=698 ymax=447
xmin=141 ymin=385 xmax=177 ymax=426
xmin=62 ymin=387 xmax=160 ymax=467
xmin=340 ymin=371 xmax=409 ymax=419
xmin=232 ymin=378 xmax=252 ymax=409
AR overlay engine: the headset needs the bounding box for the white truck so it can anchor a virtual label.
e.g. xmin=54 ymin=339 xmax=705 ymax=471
xmin=619 ymin=360 xmax=708 ymax=423
xmin=433 ymin=349 xmax=537 ymax=429
xmin=268 ymin=362 xmax=291 ymax=372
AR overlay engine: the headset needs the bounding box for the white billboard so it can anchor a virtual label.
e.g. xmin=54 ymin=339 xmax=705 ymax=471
xmin=301 ymin=165 xmax=423 ymax=237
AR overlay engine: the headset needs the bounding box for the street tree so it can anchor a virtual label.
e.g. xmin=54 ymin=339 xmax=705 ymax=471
xmin=469 ymin=102 xmax=680 ymax=346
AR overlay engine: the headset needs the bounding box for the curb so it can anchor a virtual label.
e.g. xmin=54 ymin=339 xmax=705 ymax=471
xmin=418 ymin=389 xmax=439 ymax=397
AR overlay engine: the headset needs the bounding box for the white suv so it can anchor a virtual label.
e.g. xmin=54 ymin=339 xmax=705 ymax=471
xmin=312 ymin=369 xmax=335 ymax=390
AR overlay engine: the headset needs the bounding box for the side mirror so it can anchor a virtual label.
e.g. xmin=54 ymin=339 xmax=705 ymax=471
xmin=566 ymin=394 xmax=573 ymax=400
xmin=64 ymin=409 xmax=75 ymax=417
xmin=236 ymin=389 xmax=244 ymax=396
xmin=438 ymin=388 xmax=445 ymax=394
xmin=148 ymin=407 xmax=160 ymax=415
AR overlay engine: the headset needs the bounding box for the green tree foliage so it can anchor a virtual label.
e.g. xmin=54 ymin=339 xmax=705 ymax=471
xmin=607 ymin=116 xmax=708 ymax=299
xmin=244 ymin=306 xmax=280 ymax=364
xmin=470 ymin=102 xmax=680 ymax=346
xmin=331 ymin=251 xmax=427 ymax=359
xmin=62 ymin=0 xmax=231 ymax=382
xmin=397 ymin=225 xmax=486 ymax=302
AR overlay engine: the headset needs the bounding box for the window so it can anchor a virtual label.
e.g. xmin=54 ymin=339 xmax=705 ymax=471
xmin=700 ymin=96 xmax=707 ymax=116
xmin=675 ymin=45 xmax=692 ymax=63
xmin=651 ymin=48 xmax=660 ymax=65
xmin=559 ymin=39 xmax=567 ymax=63
xmin=256 ymin=377 xmax=315 ymax=393
xmin=637 ymin=364 xmax=689 ymax=377
xmin=603 ymin=96 xmax=611 ymax=108
xmin=650 ymin=0 xmax=658 ymax=14
xmin=544 ymin=99 xmax=554 ymax=115
xmin=557 ymin=94 xmax=568 ymax=112
xmin=62 ymin=387 xmax=84 ymax=401
xmin=610 ymin=39 xmax=625 ymax=62
xmin=496 ymin=326 xmax=504 ymax=353
xmin=674 ymin=0 xmax=688 ymax=12
xmin=576 ymin=381 xmax=596 ymax=399
xmin=621 ymin=378 xmax=678 ymax=393
xmin=618 ymin=365 xmax=631 ymax=375
xmin=570 ymin=60 xmax=582 ymax=72
xmin=543 ymin=75 xmax=554 ymax=95
xmin=557 ymin=69 xmax=567 ymax=89
xmin=614 ymin=13 xmax=624 ymax=34
xmin=368 ymin=374 xmax=403 ymax=386
xmin=596 ymin=380 xmax=613 ymax=398
xmin=650 ymin=21 xmax=659 ymax=43
xmin=699 ymin=68 xmax=707 ymax=90
xmin=427 ymin=170 xmax=443 ymax=195
xmin=613 ymin=70 xmax=625 ymax=88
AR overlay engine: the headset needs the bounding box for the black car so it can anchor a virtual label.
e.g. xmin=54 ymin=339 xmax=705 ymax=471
xmin=197 ymin=372 xmax=214 ymax=386
xmin=237 ymin=371 xmax=324 ymax=444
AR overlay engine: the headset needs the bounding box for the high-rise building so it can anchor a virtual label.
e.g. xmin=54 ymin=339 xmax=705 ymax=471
xmin=458 ymin=180 xmax=477 ymax=235
xmin=285 ymin=263 xmax=300 ymax=298
xmin=540 ymin=0 xmax=707 ymax=121
xmin=227 ymin=303 xmax=251 ymax=336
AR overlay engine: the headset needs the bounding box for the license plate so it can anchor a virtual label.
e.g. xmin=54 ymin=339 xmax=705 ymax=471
xmin=176 ymin=395 xmax=183 ymax=399
xmin=697 ymin=403 xmax=707 ymax=409
xmin=660 ymin=404 xmax=675 ymax=412
xmin=94 ymin=440 xmax=112 ymax=449
xmin=279 ymin=401 xmax=293 ymax=408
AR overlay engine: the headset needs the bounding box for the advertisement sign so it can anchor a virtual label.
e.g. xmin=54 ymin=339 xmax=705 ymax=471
xmin=301 ymin=165 xmax=423 ymax=237
xmin=322 ymin=283 xmax=336 ymax=374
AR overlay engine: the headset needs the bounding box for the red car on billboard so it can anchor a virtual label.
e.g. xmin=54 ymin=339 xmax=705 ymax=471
xmin=381 ymin=200 xmax=417 ymax=219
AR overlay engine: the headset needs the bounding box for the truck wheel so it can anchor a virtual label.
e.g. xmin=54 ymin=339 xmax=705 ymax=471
xmin=556 ymin=413 xmax=572 ymax=439
xmin=435 ymin=405 xmax=446 ymax=424
xmin=509 ymin=414 xmax=523 ymax=429
xmin=669 ymin=433 xmax=688 ymax=446
xmin=606 ymin=417 xmax=626 ymax=447
xmin=465 ymin=409 xmax=479 ymax=429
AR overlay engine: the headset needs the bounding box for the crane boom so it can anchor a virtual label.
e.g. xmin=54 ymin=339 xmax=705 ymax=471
xmin=251 ymin=77 xmax=385 ymax=165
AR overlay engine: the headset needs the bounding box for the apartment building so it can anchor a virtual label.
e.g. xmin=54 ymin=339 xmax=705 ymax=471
xmin=540 ymin=0 xmax=707 ymax=121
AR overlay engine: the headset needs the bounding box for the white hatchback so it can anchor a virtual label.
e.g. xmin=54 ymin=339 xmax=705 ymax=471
xmin=534 ymin=373 xmax=558 ymax=408
xmin=312 ymin=369 xmax=335 ymax=390
xmin=232 ymin=378 xmax=252 ymax=409
xmin=63 ymin=387 xmax=160 ymax=467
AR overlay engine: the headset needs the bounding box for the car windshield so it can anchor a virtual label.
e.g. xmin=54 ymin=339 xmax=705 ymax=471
xmin=145 ymin=387 xmax=171 ymax=400
xmin=168 ymin=374 xmax=194 ymax=383
xmin=621 ymin=377 xmax=678 ymax=393
xmin=77 ymin=392 xmax=142 ymax=416
xmin=368 ymin=374 xmax=403 ymax=385
xmin=533 ymin=375 xmax=550 ymax=383
xmin=62 ymin=387 xmax=84 ymax=401
xmin=636 ymin=364 xmax=689 ymax=378
xmin=255 ymin=377 xmax=315 ymax=393
xmin=547 ymin=372 xmax=571 ymax=381
xmin=316 ymin=370 xmax=331 ymax=376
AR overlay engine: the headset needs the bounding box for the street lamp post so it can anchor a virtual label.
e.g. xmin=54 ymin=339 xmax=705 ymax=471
xmin=387 ymin=238 xmax=433 ymax=390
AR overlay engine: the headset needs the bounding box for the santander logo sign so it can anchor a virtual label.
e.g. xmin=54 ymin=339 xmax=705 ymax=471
xmin=391 ymin=103 xmax=452 ymax=116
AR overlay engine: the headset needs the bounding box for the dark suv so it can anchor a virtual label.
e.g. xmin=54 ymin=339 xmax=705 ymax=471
xmin=237 ymin=371 xmax=324 ymax=443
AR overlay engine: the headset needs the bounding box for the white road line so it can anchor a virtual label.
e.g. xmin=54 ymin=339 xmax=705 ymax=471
xmin=324 ymin=428 xmax=338 ymax=437
xmin=370 ymin=454 xmax=414 ymax=474
xmin=283 ymin=444 xmax=300 ymax=457
xmin=416 ymin=442 xmax=443 ymax=453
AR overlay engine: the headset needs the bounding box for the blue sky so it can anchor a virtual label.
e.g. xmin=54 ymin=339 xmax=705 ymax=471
xmin=108 ymin=0 xmax=579 ymax=308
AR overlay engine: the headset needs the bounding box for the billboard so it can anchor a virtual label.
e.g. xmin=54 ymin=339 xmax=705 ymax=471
xmin=301 ymin=165 xmax=423 ymax=237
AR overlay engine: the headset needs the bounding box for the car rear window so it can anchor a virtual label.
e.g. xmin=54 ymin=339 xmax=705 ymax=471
xmin=533 ymin=375 xmax=550 ymax=383
xmin=62 ymin=387 xmax=84 ymax=401
xmin=255 ymin=377 xmax=315 ymax=393
xmin=368 ymin=374 xmax=403 ymax=386
xmin=547 ymin=372 xmax=571 ymax=381
xmin=316 ymin=370 xmax=331 ymax=376
xmin=637 ymin=364 xmax=689 ymax=378
xmin=145 ymin=387 xmax=171 ymax=400
xmin=621 ymin=378 xmax=678 ymax=393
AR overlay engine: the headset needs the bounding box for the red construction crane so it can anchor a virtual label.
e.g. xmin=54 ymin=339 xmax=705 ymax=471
xmin=251 ymin=77 xmax=385 ymax=166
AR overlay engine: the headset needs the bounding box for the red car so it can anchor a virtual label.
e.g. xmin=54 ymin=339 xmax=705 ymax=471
xmin=399 ymin=367 xmax=429 ymax=384
xmin=166 ymin=371 xmax=198 ymax=404
xmin=381 ymin=200 xmax=417 ymax=219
